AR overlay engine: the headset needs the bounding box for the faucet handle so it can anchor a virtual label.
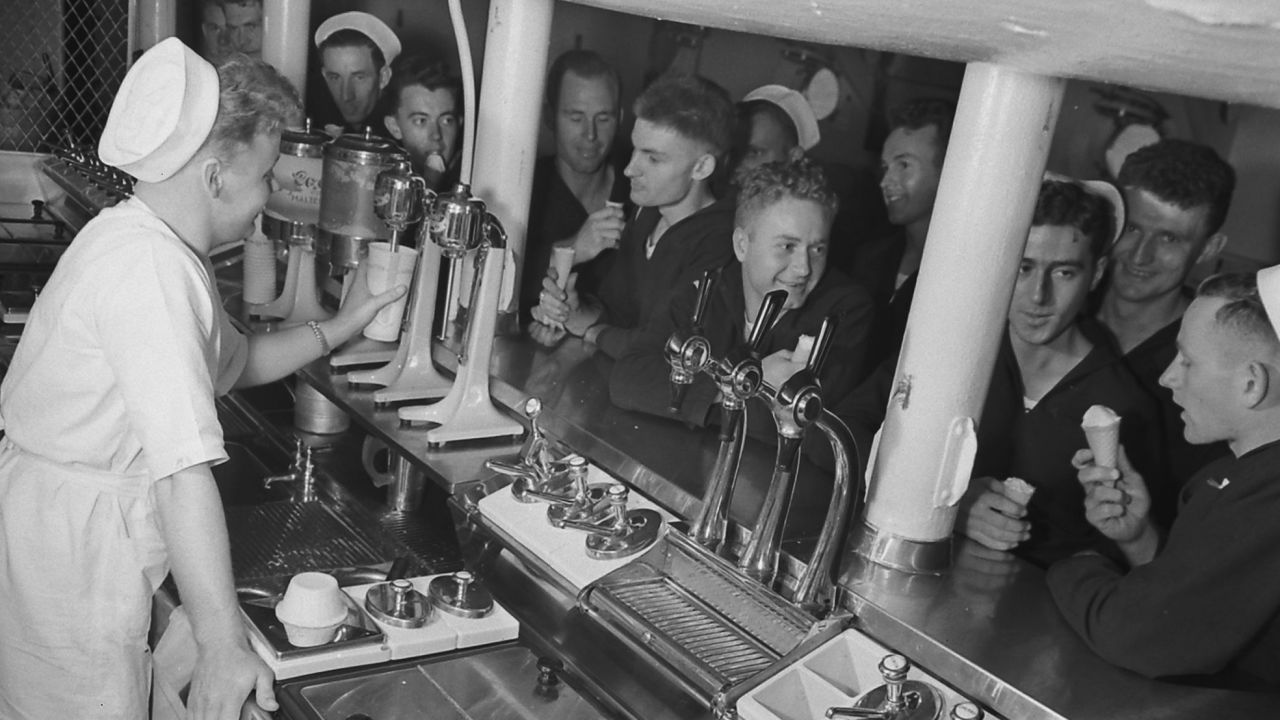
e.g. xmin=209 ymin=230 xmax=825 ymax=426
xmin=690 ymin=269 xmax=716 ymax=333
xmin=745 ymin=289 xmax=788 ymax=353
xmin=806 ymin=313 xmax=839 ymax=374
xmin=521 ymin=397 xmax=554 ymax=473
xmin=878 ymin=654 xmax=910 ymax=711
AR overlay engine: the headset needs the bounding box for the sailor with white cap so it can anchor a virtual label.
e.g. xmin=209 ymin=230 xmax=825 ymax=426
xmin=732 ymin=83 xmax=821 ymax=183
xmin=1050 ymin=265 xmax=1280 ymax=689
xmin=314 ymin=10 xmax=402 ymax=136
xmin=0 ymin=38 xmax=404 ymax=719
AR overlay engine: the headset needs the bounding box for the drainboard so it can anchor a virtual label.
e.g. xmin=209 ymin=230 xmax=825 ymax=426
xmin=225 ymin=502 xmax=386 ymax=581
xmin=285 ymin=644 xmax=606 ymax=720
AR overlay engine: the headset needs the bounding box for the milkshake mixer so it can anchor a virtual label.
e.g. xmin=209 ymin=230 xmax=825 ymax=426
xmin=346 ymin=168 xmax=454 ymax=404
xmin=254 ymin=121 xmax=329 ymax=325
xmin=397 ymin=182 xmax=523 ymax=446
xmin=318 ymin=130 xmax=408 ymax=369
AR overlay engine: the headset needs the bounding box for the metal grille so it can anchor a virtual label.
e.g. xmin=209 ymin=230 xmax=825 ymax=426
xmin=226 ymin=502 xmax=386 ymax=581
xmin=0 ymin=0 xmax=130 ymax=152
xmin=593 ymin=577 xmax=779 ymax=685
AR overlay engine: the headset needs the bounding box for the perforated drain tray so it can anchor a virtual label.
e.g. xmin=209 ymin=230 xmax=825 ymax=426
xmin=225 ymin=502 xmax=386 ymax=581
xmin=578 ymin=528 xmax=815 ymax=704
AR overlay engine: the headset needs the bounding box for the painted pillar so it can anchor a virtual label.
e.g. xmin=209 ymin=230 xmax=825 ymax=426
xmin=263 ymin=0 xmax=311 ymax=106
xmin=469 ymin=0 xmax=554 ymax=319
xmin=133 ymin=0 xmax=175 ymax=55
xmin=851 ymin=63 xmax=1065 ymax=574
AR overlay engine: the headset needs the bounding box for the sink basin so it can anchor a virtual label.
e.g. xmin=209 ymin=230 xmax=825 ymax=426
xmin=281 ymin=644 xmax=607 ymax=720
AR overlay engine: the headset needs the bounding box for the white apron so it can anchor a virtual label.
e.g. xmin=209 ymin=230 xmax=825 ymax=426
xmin=0 ymin=437 xmax=167 ymax=719
xmin=0 ymin=197 xmax=247 ymax=719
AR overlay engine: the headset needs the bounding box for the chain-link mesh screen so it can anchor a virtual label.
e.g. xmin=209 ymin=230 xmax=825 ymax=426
xmin=0 ymin=0 xmax=130 ymax=152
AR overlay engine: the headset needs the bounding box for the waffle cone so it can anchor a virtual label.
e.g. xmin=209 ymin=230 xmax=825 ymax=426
xmin=1083 ymin=422 xmax=1119 ymax=468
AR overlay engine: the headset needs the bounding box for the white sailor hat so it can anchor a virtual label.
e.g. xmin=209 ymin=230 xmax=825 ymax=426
xmin=314 ymin=11 xmax=401 ymax=66
xmin=98 ymin=37 xmax=219 ymax=183
xmin=1044 ymin=172 xmax=1127 ymax=246
xmin=741 ymin=84 xmax=821 ymax=151
xmin=1256 ymin=264 xmax=1280 ymax=340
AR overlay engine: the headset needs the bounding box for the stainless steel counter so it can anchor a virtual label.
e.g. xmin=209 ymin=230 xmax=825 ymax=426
xmin=298 ymin=330 xmax=1279 ymax=720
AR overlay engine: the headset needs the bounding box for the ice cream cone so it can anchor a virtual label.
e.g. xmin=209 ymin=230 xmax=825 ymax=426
xmin=1081 ymin=404 xmax=1121 ymax=468
xmin=1003 ymin=476 xmax=1036 ymax=507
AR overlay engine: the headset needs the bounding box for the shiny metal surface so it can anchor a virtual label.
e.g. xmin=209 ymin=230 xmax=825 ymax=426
xmin=290 ymin=330 xmax=1280 ymax=720
xmin=838 ymin=541 xmax=1280 ymax=720
xmin=849 ymin=520 xmax=953 ymax=576
xmin=287 ymin=644 xmax=605 ymax=720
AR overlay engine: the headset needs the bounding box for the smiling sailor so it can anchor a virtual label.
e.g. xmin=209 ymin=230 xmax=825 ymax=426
xmin=0 ymin=39 xmax=405 ymax=719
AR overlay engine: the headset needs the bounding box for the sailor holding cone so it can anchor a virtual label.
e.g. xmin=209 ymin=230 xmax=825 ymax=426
xmin=0 ymin=40 xmax=405 ymax=719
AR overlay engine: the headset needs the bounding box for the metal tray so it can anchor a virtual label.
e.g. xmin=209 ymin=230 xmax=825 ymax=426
xmin=238 ymin=585 xmax=385 ymax=661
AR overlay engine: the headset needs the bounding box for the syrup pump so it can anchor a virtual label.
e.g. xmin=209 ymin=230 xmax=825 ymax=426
xmin=396 ymin=183 xmax=523 ymax=446
xmin=685 ymin=289 xmax=787 ymax=554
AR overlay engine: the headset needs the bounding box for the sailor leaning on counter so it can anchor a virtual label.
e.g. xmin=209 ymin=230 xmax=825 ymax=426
xmin=0 ymin=40 xmax=406 ymax=719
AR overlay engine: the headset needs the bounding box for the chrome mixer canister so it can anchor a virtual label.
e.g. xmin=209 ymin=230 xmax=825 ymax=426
xmin=262 ymin=119 xmax=329 ymax=245
xmin=373 ymin=161 xmax=427 ymax=253
xmin=318 ymin=129 xmax=407 ymax=274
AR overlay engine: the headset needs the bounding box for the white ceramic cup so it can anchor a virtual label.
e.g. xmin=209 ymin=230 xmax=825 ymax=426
xmin=362 ymin=242 xmax=418 ymax=342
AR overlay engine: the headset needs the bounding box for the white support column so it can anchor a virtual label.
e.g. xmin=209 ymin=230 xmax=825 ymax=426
xmin=133 ymin=0 xmax=175 ymax=55
xmin=851 ymin=63 xmax=1065 ymax=574
xmin=469 ymin=0 xmax=554 ymax=317
xmin=263 ymin=0 xmax=311 ymax=106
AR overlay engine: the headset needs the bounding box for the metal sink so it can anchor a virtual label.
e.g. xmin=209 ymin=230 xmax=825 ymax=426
xmin=279 ymin=644 xmax=607 ymax=720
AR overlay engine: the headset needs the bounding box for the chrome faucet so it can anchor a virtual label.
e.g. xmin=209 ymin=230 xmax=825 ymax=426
xmin=686 ymin=289 xmax=787 ymax=553
xmin=826 ymin=654 xmax=943 ymax=720
xmin=738 ymin=315 xmax=862 ymax=612
xmin=553 ymin=483 xmax=663 ymax=560
xmin=665 ymin=269 xmax=718 ymax=413
xmin=263 ymin=437 xmax=316 ymax=502
xmin=483 ymin=396 xmax=574 ymax=503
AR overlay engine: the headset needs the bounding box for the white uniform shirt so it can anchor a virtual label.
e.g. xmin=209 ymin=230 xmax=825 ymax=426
xmin=0 ymin=196 xmax=247 ymax=481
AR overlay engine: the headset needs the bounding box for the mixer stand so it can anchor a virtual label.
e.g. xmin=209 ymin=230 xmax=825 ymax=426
xmin=399 ymin=245 xmax=522 ymax=446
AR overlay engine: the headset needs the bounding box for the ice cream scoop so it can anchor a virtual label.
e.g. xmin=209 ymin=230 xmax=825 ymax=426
xmin=1082 ymin=404 xmax=1121 ymax=468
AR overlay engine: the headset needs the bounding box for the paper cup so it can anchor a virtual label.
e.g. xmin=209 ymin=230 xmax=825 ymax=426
xmin=793 ymin=334 xmax=815 ymax=366
xmin=551 ymin=246 xmax=575 ymax=290
xmin=275 ymin=572 xmax=347 ymax=647
xmin=243 ymin=234 xmax=278 ymax=304
xmin=362 ymin=242 xmax=418 ymax=342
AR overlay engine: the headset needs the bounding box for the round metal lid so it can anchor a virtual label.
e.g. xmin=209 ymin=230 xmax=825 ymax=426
xmin=428 ymin=571 xmax=493 ymax=619
xmin=279 ymin=123 xmax=331 ymax=157
xmin=325 ymin=130 xmax=403 ymax=164
xmin=364 ymin=578 xmax=431 ymax=629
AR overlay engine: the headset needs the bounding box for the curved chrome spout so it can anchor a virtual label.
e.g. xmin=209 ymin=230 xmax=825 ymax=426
xmin=793 ymin=411 xmax=861 ymax=612
xmin=736 ymin=314 xmax=862 ymax=613
xmin=686 ymin=289 xmax=787 ymax=553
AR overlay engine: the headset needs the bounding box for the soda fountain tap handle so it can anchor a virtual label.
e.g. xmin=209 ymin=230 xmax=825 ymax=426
xmin=807 ymin=314 xmax=839 ymax=374
xmin=746 ymin=289 xmax=788 ymax=353
xmin=666 ymin=270 xmax=718 ymax=413
xmin=690 ymin=269 xmax=716 ymax=334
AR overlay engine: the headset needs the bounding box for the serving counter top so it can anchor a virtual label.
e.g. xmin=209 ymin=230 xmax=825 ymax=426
xmin=295 ymin=328 xmax=1278 ymax=720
